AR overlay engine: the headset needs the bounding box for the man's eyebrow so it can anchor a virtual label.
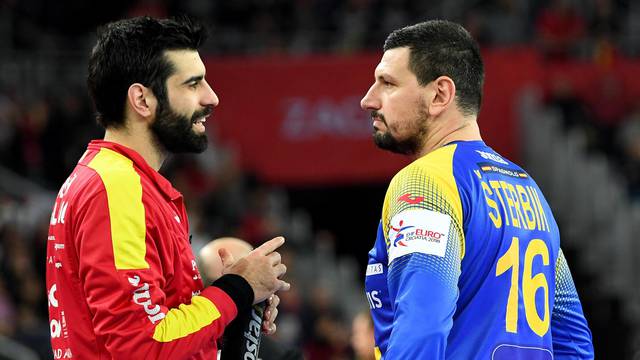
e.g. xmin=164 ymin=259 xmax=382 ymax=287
xmin=181 ymin=75 xmax=204 ymax=85
xmin=377 ymin=73 xmax=397 ymax=82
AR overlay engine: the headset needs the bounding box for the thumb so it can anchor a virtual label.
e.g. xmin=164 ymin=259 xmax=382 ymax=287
xmin=218 ymin=248 xmax=236 ymax=269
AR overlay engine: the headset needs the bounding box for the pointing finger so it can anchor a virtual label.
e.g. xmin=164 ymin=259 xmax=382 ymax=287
xmin=254 ymin=236 xmax=285 ymax=256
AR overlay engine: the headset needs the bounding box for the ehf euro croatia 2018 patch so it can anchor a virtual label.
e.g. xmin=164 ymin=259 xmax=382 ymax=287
xmin=387 ymin=209 xmax=451 ymax=263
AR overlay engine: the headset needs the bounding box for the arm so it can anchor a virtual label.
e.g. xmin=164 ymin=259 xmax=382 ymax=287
xmin=551 ymin=249 xmax=594 ymax=359
xmin=384 ymin=208 xmax=463 ymax=359
xmin=75 ymin=189 xmax=248 ymax=359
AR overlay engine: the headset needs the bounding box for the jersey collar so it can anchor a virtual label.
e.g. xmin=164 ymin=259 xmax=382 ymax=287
xmin=86 ymin=140 xmax=182 ymax=201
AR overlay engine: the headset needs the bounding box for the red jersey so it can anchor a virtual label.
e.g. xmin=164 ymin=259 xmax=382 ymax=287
xmin=46 ymin=140 xmax=248 ymax=359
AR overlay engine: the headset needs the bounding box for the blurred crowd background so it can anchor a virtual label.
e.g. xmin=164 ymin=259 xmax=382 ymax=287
xmin=1 ymin=0 xmax=640 ymax=359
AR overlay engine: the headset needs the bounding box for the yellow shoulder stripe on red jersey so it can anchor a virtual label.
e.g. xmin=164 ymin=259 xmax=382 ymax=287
xmin=152 ymin=296 xmax=221 ymax=342
xmin=88 ymin=148 xmax=149 ymax=270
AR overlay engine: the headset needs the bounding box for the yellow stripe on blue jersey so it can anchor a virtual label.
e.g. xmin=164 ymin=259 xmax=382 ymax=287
xmin=88 ymin=148 xmax=149 ymax=270
xmin=382 ymin=144 xmax=464 ymax=259
xmin=152 ymin=296 xmax=221 ymax=342
xmin=374 ymin=346 xmax=381 ymax=360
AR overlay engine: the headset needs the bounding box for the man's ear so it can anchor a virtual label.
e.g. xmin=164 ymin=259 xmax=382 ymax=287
xmin=427 ymin=76 xmax=456 ymax=117
xmin=126 ymin=83 xmax=157 ymax=119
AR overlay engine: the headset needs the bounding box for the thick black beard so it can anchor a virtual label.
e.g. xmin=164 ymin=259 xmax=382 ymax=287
xmin=151 ymin=100 xmax=211 ymax=154
xmin=371 ymin=111 xmax=424 ymax=155
xmin=373 ymin=131 xmax=422 ymax=155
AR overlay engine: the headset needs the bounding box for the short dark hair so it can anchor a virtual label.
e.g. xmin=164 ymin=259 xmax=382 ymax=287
xmin=87 ymin=16 xmax=207 ymax=128
xmin=383 ymin=20 xmax=484 ymax=116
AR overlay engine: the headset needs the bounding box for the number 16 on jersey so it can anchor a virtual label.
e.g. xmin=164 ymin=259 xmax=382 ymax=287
xmin=495 ymin=236 xmax=550 ymax=337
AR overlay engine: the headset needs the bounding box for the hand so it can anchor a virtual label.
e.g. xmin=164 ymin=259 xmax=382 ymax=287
xmin=262 ymin=294 xmax=280 ymax=335
xmin=220 ymin=236 xmax=290 ymax=304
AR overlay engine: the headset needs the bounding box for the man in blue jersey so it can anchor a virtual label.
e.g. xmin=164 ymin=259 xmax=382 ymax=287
xmin=360 ymin=20 xmax=594 ymax=359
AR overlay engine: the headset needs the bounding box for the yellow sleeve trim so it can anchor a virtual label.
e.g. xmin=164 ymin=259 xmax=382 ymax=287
xmin=152 ymin=296 xmax=222 ymax=342
xmin=374 ymin=346 xmax=381 ymax=360
xmin=88 ymin=148 xmax=149 ymax=270
xmin=382 ymin=144 xmax=465 ymax=258
xmin=418 ymin=145 xmax=464 ymax=258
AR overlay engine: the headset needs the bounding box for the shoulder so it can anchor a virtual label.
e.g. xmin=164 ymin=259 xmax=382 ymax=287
xmin=385 ymin=144 xmax=463 ymax=219
xmin=59 ymin=163 xmax=106 ymax=207
xmin=86 ymin=147 xmax=138 ymax=178
xmin=394 ymin=144 xmax=459 ymax=185
xmin=83 ymin=147 xmax=149 ymax=199
xmin=68 ymin=148 xmax=152 ymax=220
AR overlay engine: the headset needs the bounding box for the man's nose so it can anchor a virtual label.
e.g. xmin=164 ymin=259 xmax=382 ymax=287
xmin=360 ymin=84 xmax=380 ymax=110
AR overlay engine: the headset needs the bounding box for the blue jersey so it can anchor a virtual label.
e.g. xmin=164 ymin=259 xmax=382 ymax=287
xmin=364 ymin=141 xmax=593 ymax=359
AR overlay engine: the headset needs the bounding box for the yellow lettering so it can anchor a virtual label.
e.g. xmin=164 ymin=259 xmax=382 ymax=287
xmin=497 ymin=237 xmax=551 ymax=337
xmin=517 ymin=185 xmax=536 ymax=230
xmin=528 ymin=187 xmax=550 ymax=232
xmin=500 ymin=181 xmax=520 ymax=228
xmin=526 ymin=187 xmax=541 ymax=229
xmin=490 ymin=181 xmax=510 ymax=227
xmin=507 ymin=183 xmax=528 ymax=230
xmin=523 ymin=239 xmax=550 ymax=336
xmin=496 ymin=237 xmax=519 ymax=333
xmin=481 ymin=181 xmax=502 ymax=228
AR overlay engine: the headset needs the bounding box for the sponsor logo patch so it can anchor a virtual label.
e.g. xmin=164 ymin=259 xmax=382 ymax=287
xmin=366 ymin=263 xmax=383 ymax=276
xmin=397 ymin=193 xmax=424 ymax=205
xmin=128 ymin=275 xmax=166 ymax=324
xmin=388 ymin=209 xmax=450 ymax=263
xmin=477 ymin=162 xmax=528 ymax=179
xmin=476 ymin=150 xmax=509 ymax=165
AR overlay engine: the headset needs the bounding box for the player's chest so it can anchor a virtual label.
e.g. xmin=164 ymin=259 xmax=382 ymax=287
xmin=148 ymin=195 xmax=204 ymax=302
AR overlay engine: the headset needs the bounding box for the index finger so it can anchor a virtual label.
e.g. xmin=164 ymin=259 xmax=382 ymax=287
xmin=253 ymin=236 xmax=285 ymax=255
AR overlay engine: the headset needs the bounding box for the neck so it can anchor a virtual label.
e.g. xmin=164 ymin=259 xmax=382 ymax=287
xmin=103 ymin=124 xmax=165 ymax=171
xmin=417 ymin=115 xmax=482 ymax=158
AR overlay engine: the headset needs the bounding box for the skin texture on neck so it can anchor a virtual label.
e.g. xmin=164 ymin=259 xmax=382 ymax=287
xmin=102 ymin=71 xmax=165 ymax=171
xmin=417 ymin=114 xmax=482 ymax=158
xmin=103 ymin=118 xmax=165 ymax=171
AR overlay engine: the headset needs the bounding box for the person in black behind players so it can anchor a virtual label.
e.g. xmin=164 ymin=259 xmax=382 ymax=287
xmin=200 ymin=238 xmax=303 ymax=360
